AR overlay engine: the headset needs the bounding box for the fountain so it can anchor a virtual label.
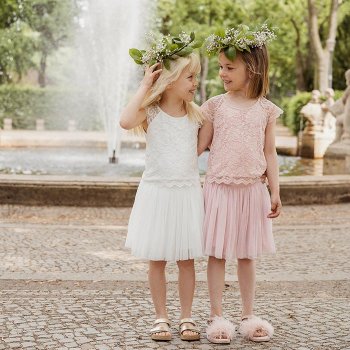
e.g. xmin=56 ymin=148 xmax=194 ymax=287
xmin=73 ymin=0 xmax=150 ymax=163
xmin=0 ymin=2 xmax=349 ymax=207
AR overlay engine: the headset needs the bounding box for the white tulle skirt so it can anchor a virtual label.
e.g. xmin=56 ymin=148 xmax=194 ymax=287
xmin=125 ymin=180 xmax=204 ymax=261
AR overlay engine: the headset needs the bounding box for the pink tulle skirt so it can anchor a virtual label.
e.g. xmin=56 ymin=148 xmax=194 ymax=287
xmin=203 ymin=181 xmax=276 ymax=260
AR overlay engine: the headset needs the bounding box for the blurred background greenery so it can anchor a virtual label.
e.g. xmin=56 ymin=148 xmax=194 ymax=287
xmin=0 ymin=0 xmax=349 ymax=134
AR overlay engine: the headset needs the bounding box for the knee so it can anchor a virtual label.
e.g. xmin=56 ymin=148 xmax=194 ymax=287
xmin=149 ymin=260 xmax=167 ymax=272
xmin=209 ymin=256 xmax=226 ymax=265
xmin=238 ymin=258 xmax=254 ymax=266
xmin=177 ymin=259 xmax=194 ymax=272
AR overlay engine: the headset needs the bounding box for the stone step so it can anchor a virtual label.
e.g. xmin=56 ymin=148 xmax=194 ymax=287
xmin=0 ymin=174 xmax=349 ymax=206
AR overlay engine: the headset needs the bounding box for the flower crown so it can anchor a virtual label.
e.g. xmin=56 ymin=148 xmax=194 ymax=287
xmin=205 ymin=23 xmax=277 ymax=60
xmin=129 ymin=31 xmax=202 ymax=70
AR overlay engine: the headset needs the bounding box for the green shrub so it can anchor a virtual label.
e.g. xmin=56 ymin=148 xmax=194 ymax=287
xmin=281 ymin=90 xmax=344 ymax=135
xmin=0 ymin=85 xmax=103 ymax=130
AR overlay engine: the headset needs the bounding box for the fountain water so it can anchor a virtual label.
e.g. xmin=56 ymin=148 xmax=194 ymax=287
xmin=74 ymin=0 xmax=151 ymax=163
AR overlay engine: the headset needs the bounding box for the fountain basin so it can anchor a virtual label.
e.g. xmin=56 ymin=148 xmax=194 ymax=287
xmin=0 ymin=174 xmax=349 ymax=206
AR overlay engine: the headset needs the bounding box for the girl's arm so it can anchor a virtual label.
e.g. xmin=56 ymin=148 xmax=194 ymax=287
xmin=197 ymin=120 xmax=213 ymax=155
xmin=119 ymin=64 xmax=162 ymax=130
xmin=264 ymin=120 xmax=282 ymax=218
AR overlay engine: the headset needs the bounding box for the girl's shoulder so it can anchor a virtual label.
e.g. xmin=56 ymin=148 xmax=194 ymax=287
xmin=200 ymin=94 xmax=226 ymax=121
xmin=259 ymin=97 xmax=283 ymax=114
xmin=203 ymin=94 xmax=226 ymax=107
xmin=258 ymin=97 xmax=284 ymax=124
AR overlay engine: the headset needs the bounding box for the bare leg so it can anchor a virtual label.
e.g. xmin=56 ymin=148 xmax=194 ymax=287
xmin=206 ymin=256 xmax=233 ymax=342
xmin=148 ymin=260 xmax=169 ymax=337
xmin=237 ymin=258 xmax=255 ymax=317
xmin=237 ymin=258 xmax=267 ymax=337
xmin=207 ymin=256 xmax=226 ymax=318
xmin=177 ymin=259 xmax=197 ymax=337
xmin=177 ymin=259 xmax=195 ymax=319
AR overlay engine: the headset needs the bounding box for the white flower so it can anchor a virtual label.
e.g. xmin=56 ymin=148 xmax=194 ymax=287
xmin=205 ymin=24 xmax=276 ymax=53
xmin=179 ymin=32 xmax=191 ymax=44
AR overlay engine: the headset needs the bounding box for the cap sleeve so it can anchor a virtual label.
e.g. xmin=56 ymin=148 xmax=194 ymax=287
xmin=267 ymin=102 xmax=283 ymax=124
xmin=200 ymin=95 xmax=223 ymax=122
xmin=200 ymin=99 xmax=214 ymax=122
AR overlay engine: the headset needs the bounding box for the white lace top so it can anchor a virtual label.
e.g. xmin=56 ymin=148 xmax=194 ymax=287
xmin=201 ymin=94 xmax=283 ymax=185
xmin=142 ymin=105 xmax=200 ymax=187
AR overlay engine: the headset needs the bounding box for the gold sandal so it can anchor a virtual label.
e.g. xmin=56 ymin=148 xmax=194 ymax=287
xmin=179 ymin=318 xmax=200 ymax=341
xmin=150 ymin=318 xmax=172 ymax=341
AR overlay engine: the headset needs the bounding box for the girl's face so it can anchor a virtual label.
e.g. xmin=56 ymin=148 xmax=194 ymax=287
xmin=168 ymin=66 xmax=198 ymax=102
xmin=218 ymin=52 xmax=250 ymax=93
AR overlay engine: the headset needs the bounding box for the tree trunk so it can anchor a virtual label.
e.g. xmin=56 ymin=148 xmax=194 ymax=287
xmin=291 ymin=18 xmax=307 ymax=91
xmin=38 ymin=52 xmax=47 ymax=88
xmin=199 ymin=54 xmax=208 ymax=105
xmin=308 ymin=0 xmax=339 ymax=92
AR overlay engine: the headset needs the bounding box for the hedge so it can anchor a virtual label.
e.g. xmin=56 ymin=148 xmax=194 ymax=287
xmin=0 ymin=85 xmax=103 ymax=130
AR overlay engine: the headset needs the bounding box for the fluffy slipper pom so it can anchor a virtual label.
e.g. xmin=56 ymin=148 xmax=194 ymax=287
xmin=206 ymin=316 xmax=236 ymax=340
xmin=239 ymin=316 xmax=274 ymax=340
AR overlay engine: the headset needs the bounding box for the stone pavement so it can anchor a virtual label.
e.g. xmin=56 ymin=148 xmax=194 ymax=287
xmin=0 ymin=204 xmax=350 ymax=350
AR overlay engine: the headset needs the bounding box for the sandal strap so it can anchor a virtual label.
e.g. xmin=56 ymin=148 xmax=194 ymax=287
xmin=179 ymin=318 xmax=196 ymax=326
xmin=150 ymin=319 xmax=171 ymax=335
xmin=179 ymin=318 xmax=200 ymax=335
xmin=154 ymin=318 xmax=170 ymax=326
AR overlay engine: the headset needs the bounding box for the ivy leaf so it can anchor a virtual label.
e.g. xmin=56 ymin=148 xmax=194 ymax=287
xmin=224 ymin=46 xmax=236 ymax=61
xmin=169 ymin=44 xmax=178 ymax=51
xmin=172 ymin=37 xmax=182 ymax=44
xmin=129 ymin=48 xmax=142 ymax=60
xmin=163 ymin=59 xmax=171 ymax=70
xmin=215 ymin=28 xmax=225 ymax=38
xmin=177 ymin=47 xmax=193 ymax=56
xmin=134 ymin=58 xmax=143 ymax=65
xmin=191 ymin=40 xmax=203 ymax=49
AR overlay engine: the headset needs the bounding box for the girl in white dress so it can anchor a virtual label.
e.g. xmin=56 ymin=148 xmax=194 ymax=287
xmin=120 ymin=43 xmax=204 ymax=341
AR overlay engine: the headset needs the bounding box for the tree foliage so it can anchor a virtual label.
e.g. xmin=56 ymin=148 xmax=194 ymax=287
xmin=156 ymin=0 xmax=350 ymax=100
xmin=0 ymin=0 xmax=349 ymax=97
xmin=0 ymin=0 xmax=74 ymax=86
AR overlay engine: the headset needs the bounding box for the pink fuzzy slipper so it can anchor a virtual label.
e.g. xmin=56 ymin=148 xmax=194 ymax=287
xmin=206 ymin=316 xmax=236 ymax=344
xmin=239 ymin=315 xmax=274 ymax=342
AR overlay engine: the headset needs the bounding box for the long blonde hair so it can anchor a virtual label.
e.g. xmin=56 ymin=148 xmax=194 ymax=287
xmin=134 ymin=53 xmax=204 ymax=134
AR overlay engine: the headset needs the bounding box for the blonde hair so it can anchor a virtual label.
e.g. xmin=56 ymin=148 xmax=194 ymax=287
xmin=134 ymin=53 xmax=203 ymax=134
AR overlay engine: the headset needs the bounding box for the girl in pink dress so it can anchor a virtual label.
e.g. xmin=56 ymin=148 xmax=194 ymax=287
xmin=198 ymin=25 xmax=282 ymax=344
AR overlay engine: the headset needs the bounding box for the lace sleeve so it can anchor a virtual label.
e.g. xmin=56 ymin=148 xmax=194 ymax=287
xmin=201 ymin=95 xmax=224 ymax=122
xmin=145 ymin=104 xmax=159 ymax=124
xmin=261 ymin=98 xmax=283 ymax=124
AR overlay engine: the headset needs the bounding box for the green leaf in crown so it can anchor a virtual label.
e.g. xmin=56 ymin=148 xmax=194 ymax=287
xmin=205 ymin=23 xmax=277 ymax=60
xmin=129 ymin=31 xmax=202 ymax=70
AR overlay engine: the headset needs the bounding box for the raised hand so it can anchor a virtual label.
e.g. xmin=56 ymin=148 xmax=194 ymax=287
xmin=140 ymin=63 xmax=163 ymax=90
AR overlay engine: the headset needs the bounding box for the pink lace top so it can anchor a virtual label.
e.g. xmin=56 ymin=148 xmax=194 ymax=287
xmin=201 ymin=93 xmax=283 ymax=185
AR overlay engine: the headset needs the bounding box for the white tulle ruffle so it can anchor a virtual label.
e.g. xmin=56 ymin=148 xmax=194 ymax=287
xmin=125 ymin=180 xmax=204 ymax=261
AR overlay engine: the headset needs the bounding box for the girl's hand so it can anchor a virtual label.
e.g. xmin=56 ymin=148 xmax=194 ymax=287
xmin=140 ymin=63 xmax=162 ymax=90
xmin=267 ymin=194 xmax=282 ymax=218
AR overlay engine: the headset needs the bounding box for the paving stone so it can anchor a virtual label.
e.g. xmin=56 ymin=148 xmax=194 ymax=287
xmin=0 ymin=204 xmax=349 ymax=349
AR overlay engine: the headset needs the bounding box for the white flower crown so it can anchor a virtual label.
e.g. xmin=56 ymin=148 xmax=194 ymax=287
xmin=205 ymin=23 xmax=277 ymax=60
xmin=129 ymin=31 xmax=202 ymax=70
